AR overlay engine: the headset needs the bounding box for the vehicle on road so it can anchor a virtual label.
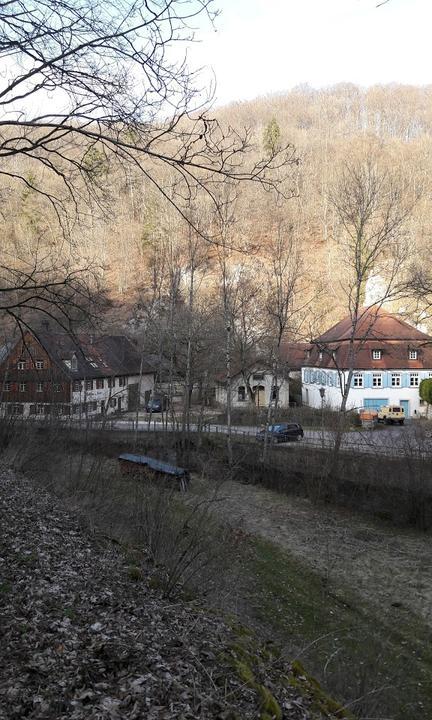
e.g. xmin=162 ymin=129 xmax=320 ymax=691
xmin=377 ymin=405 xmax=405 ymax=425
xmin=145 ymin=397 xmax=169 ymax=413
xmin=256 ymin=422 xmax=304 ymax=443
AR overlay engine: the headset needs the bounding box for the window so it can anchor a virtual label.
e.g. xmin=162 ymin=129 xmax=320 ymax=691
xmin=237 ymin=385 xmax=246 ymax=401
xmin=54 ymin=383 xmax=62 ymax=392
xmin=372 ymin=373 xmax=382 ymax=387
xmin=73 ymin=380 xmax=81 ymax=392
xmin=118 ymin=376 xmax=126 ymax=387
xmin=71 ymin=355 xmax=78 ymax=371
xmin=36 ymin=382 xmax=43 ymax=393
xmin=253 ymin=372 xmax=264 ymax=381
xmin=86 ymin=379 xmax=93 ymax=390
xmin=3 ymin=382 xmax=10 ymax=392
xmin=17 ymin=360 xmax=26 ymax=370
xmin=19 ymin=382 xmax=27 ymax=392
xmin=391 ymin=373 xmax=401 ymax=387
xmin=319 ymin=351 xmax=323 ymax=361
xmin=91 ymin=401 xmax=97 ymax=412
xmin=353 ymin=373 xmax=363 ymax=388
xmin=109 ymin=397 xmax=117 ymax=408
xmin=409 ymin=349 xmax=418 ymax=360
xmin=372 ymin=350 xmax=382 ymax=360
xmin=271 ymin=386 xmax=279 ymax=401
xmin=410 ymin=373 xmax=419 ymax=387
xmin=63 ymin=359 xmax=71 ymax=369
xmin=35 ymin=360 xmax=44 ymax=369
xmin=108 ymin=377 xmax=114 ymax=388
xmin=36 ymin=404 xmax=45 ymax=415
xmin=96 ymin=378 xmax=104 ymax=389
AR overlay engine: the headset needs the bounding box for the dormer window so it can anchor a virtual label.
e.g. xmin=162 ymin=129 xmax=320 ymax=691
xmin=71 ymin=354 xmax=78 ymax=371
xmin=409 ymin=349 xmax=418 ymax=360
xmin=372 ymin=350 xmax=382 ymax=360
xmin=319 ymin=351 xmax=323 ymax=361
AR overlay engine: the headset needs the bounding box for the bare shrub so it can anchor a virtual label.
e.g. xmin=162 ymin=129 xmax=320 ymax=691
xmin=7 ymin=424 xmax=241 ymax=601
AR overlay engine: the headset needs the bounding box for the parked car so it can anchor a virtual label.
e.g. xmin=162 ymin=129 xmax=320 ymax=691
xmin=145 ymin=397 xmax=169 ymax=413
xmin=256 ymin=422 xmax=304 ymax=443
xmin=377 ymin=405 xmax=405 ymax=425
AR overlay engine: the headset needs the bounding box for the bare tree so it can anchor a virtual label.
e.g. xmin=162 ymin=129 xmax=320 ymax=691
xmin=261 ymin=216 xmax=307 ymax=458
xmin=0 ymin=1 xmax=297 ymax=335
xmin=0 ymin=1 xmax=296 ymax=227
xmin=320 ymin=158 xmax=412 ymax=469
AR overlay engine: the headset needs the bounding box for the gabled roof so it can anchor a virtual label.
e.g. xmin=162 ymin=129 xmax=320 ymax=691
xmin=315 ymin=307 xmax=431 ymax=344
xmin=0 ymin=331 xmax=155 ymax=379
xmin=280 ymin=342 xmax=311 ymax=369
xmin=36 ymin=333 xmax=155 ymax=379
xmin=305 ymin=341 xmax=432 ymax=371
xmin=305 ymin=307 xmax=432 ymax=371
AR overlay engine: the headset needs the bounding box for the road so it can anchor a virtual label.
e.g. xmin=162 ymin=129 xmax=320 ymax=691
xmin=106 ymin=416 xmax=432 ymax=457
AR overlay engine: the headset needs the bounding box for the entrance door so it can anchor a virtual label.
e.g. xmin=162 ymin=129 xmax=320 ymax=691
xmin=253 ymin=385 xmax=266 ymax=407
xmin=400 ymin=399 xmax=409 ymax=418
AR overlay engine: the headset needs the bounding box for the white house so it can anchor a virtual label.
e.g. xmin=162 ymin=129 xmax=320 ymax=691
xmin=215 ymin=367 xmax=290 ymax=409
xmin=301 ymin=307 xmax=432 ymax=418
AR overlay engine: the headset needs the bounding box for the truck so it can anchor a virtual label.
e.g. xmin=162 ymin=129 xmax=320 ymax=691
xmin=377 ymin=405 xmax=405 ymax=425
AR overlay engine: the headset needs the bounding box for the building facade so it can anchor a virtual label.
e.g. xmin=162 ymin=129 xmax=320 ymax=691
xmin=301 ymin=308 xmax=432 ymax=418
xmin=0 ymin=331 xmax=155 ymax=418
xmin=215 ymin=368 xmax=290 ymax=409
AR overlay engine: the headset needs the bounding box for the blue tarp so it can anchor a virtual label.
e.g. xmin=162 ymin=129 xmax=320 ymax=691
xmin=118 ymin=453 xmax=188 ymax=477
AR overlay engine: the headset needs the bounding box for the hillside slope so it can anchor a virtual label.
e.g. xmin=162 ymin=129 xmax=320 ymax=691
xmin=0 ymin=465 xmax=339 ymax=720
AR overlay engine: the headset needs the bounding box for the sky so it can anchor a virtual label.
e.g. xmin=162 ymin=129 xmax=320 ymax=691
xmin=186 ymin=0 xmax=432 ymax=106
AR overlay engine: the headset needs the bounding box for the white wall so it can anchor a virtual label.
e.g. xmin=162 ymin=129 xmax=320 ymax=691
xmin=302 ymin=366 xmax=430 ymax=417
xmin=71 ymin=373 xmax=154 ymax=415
xmin=216 ymin=371 xmax=290 ymax=409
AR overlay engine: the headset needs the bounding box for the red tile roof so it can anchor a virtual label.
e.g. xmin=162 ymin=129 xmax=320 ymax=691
xmin=307 ymin=308 xmax=432 ymax=370
xmin=306 ymin=341 xmax=432 ymax=370
xmin=280 ymin=342 xmax=311 ymax=369
xmin=316 ymin=307 xmax=431 ymax=343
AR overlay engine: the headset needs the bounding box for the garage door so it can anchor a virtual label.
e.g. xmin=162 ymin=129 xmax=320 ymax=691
xmin=364 ymin=398 xmax=389 ymax=411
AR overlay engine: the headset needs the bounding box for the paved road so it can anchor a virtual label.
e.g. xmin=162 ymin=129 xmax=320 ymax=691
xmin=107 ymin=417 xmax=432 ymax=457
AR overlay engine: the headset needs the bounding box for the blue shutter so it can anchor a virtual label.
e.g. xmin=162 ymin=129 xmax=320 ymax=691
xmin=364 ymin=373 xmax=372 ymax=389
xmin=401 ymin=372 xmax=409 ymax=388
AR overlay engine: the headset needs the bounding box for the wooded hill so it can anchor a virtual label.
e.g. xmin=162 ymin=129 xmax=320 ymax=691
xmin=4 ymin=84 xmax=432 ymax=350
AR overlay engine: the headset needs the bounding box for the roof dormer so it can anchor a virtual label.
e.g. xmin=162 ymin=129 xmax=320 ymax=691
xmin=372 ymin=349 xmax=382 ymax=360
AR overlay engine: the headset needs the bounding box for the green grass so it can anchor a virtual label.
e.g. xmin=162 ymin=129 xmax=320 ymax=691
xmin=244 ymin=537 xmax=432 ymax=720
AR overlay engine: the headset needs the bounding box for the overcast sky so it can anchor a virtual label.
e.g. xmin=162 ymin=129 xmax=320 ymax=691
xmin=187 ymin=0 xmax=432 ymax=106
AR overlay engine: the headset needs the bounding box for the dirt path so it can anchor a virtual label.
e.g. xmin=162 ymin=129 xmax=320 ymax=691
xmin=193 ymin=476 xmax=432 ymax=625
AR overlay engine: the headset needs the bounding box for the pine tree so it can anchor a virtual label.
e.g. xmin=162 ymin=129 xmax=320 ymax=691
xmin=263 ymin=118 xmax=281 ymax=158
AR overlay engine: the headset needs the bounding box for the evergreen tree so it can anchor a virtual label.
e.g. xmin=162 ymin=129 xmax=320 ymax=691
xmin=263 ymin=118 xmax=281 ymax=158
